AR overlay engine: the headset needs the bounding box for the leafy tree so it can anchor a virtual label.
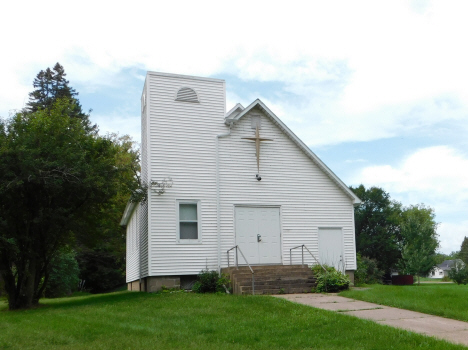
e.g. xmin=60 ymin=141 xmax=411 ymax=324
xmin=0 ymin=98 xmax=130 ymax=309
xmin=45 ymin=247 xmax=80 ymax=298
xmin=75 ymin=134 xmax=140 ymax=292
xmin=350 ymin=185 xmax=402 ymax=274
xmin=434 ymin=252 xmax=449 ymax=265
xmin=76 ymin=247 xmax=124 ymax=293
xmin=434 ymin=251 xmax=459 ymax=265
xmin=459 ymin=237 xmax=468 ymax=264
xmin=398 ymin=205 xmax=439 ymax=284
xmin=0 ymin=275 xmax=4 ymax=298
xmin=26 ymin=62 xmax=95 ymax=131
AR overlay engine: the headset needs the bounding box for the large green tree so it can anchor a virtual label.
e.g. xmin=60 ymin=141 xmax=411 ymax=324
xmin=350 ymin=185 xmax=402 ymax=274
xmin=398 ymin=205 xmax=439 ymax=284
xmin=434 ymin=251 xmax=459 ymax=265
xmin=0 ymin=97 xmax=129 ymax=309
xmin=459 ymin=236 xmax=468 ymax=264
xmin=26 ymin=62 xmax=95 ymax=131
xmin=75 ymin=134 xmax=140 ymax=293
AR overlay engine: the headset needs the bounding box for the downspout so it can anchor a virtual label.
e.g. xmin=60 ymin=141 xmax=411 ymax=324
xmin=216 ymin=123 xmax=232 ymax=274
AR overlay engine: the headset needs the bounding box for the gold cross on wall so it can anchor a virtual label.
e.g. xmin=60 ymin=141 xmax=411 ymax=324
xmin=242 ymin=126 xmax=273 ymax=175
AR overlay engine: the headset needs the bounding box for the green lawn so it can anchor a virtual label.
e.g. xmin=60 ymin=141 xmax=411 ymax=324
xmin=417 ymin=277 xmax=445 ymax=282
xmin=1 ymin=291 xmax=466 ymax=349
xmin=340 ymin=283 xmax=468 ymax=322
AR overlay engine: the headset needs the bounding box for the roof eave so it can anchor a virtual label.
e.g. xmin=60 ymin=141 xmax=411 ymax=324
xmin=120 ymin=201 xmax=137 ymax=227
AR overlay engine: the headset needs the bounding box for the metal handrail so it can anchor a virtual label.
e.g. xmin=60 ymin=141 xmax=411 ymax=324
xmin=227 ymin=245 xmax=255 ymax=295
xmin=290 ymin=244 xmax=327 ymax=273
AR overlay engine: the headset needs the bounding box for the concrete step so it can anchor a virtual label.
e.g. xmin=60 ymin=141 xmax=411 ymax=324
xmin=223 ymin=264 xmax=318 ymax=295
xmin=241 ymin=284 xmax=316 ymax=293
xmin=231 ymin=271 xmax=314 ymax=279
xmin=229 ymin=266 xmax=313 ymax=273
xmin=237 ymin=278 xmax=316 ymax=286
xmin=231 ymin=276 xmax=316 ymax=284
xmin=222 ymin=265 xmax=310 ymax=274
xmin=241 ymin=286 xmax=315 ymax=295
xmin=230 ymin=270 xmax=313 ymax=278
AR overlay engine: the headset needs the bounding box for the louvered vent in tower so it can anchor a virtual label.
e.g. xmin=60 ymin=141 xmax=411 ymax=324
xmin=175 ymin=87 xmax=199 ymax=103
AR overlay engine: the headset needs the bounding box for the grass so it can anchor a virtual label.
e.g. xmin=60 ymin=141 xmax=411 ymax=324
xmin=417 ymin=277 xmax=445 ymax=282
xmin=340 ymin=283 xmax=468 ymax=322
xmin=0 ymin=291 xmax=466 ymax=349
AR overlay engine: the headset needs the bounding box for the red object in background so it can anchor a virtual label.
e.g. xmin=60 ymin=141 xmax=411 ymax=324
xmin=392 ymin=275 xmax=414 ymax=285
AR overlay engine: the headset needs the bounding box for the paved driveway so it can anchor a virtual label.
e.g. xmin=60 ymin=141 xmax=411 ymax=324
xmin=275 ymin=294 xmax=468 ymax=347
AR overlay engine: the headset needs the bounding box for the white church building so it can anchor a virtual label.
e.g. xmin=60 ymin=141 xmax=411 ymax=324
xmin=120 ymin=71 xmax=361 ymax=293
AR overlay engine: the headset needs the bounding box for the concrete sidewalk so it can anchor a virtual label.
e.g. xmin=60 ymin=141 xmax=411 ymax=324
xmin=275 ymin=294 xmax=468 ymax=347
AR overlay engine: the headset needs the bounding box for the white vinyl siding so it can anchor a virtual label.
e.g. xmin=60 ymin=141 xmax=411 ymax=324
xmin=218 ymin=110 xmax=357 ymax=270
xmin=140 ymin=71 xmax=357 ymax=278
xmin=139 ymin=81 xmax=149 ymax=278
xmin=126 ymin=205 xmax=140 ymax=282
xmin=145 ymin=72 xmax=226 ymax=276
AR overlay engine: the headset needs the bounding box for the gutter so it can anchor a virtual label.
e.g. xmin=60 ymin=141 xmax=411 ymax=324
xmin=216 ymin=123 xmax=232 ymax=274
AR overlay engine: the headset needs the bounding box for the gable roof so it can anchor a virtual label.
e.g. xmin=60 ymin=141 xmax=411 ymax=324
xmin=225 ymin=103 xmax=244 ymax=119
xmin=225 ymin=99 xmax=361 ymax=205
xmin=437 ymin=259 xmax=465 ymax=271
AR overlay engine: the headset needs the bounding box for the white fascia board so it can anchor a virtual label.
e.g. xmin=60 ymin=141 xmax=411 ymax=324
xmin=147 ymin=71 xmax=225 ymax=83
xmin=229 ymin=99 xmax=361 ymax=205
xmin=225 ymin=103 xmax=245 ymax=119
xmin=120 ymin=200 xmax=138 ymax=227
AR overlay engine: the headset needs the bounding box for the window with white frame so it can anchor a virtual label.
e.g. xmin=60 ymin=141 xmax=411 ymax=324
xmin=178 ymin=201 xmax=200 ymax=241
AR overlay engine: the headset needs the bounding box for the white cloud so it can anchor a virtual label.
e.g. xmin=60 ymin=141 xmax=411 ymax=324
xmin=92 ymin=114 xmax=141 ymax=144
xmin=355 ymin=145 xmax=468 ymax=253
xmin=359 ymin=146 xmax=468 ymax=205
xmin=438 ymin=221 xmax=468 ymax=254
xmin=3 ymin=1 xmax=468 ymax=123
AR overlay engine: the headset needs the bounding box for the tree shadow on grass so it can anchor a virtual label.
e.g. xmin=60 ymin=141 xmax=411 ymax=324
xmin=0 ymin=291 xmax=151 ymax=313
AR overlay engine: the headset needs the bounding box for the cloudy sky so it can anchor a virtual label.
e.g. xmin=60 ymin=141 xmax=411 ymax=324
xmin=2 ymin=0 xmax=467 ymax=253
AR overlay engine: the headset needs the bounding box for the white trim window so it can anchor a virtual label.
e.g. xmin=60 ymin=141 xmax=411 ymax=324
xmin=177 ymin=201 xmax=201 ymax=243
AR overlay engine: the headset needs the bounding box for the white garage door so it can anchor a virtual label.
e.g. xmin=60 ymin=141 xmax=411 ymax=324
xmin=235 ymin=207 xmax=281 ymax=265
xmin=318 ymin=228 xmax=344 ymax=271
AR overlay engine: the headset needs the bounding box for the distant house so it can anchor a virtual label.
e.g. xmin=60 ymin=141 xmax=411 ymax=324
xmin=429 ymin=259 xmax=465 ymax=278
xmin=120 ymin=71 xmax=361 ymax=293
xmin=428 ymin=266 xmax=445 ymax=278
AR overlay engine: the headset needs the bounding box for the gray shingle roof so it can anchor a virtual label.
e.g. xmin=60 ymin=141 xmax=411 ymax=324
xmin=437 ymin=259 xmax=464 ymax=271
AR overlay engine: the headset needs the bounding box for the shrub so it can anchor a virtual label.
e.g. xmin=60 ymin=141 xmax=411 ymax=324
xmin=311 ymin=264 xmax=350 ymax=293
xmin=192 ymin=270 xmax=230 ymax=293
xmin=354 ymin=254 xmax=384 ymax=285
xmin=441 ymin=275 xmax=451 ymax=282
xmin=448 ymin=261 xmax=468 ymax=285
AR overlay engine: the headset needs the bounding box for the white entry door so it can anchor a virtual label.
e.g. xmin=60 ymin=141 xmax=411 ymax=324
xmin=235 ymin=207 xmax=281 ymax=265
xmin=318 ymin=228 xmax=344 ymax=271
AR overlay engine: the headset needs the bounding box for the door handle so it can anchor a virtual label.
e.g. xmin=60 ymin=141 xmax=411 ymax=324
xmin=257 ymin=234 xmax=262 ymax=242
